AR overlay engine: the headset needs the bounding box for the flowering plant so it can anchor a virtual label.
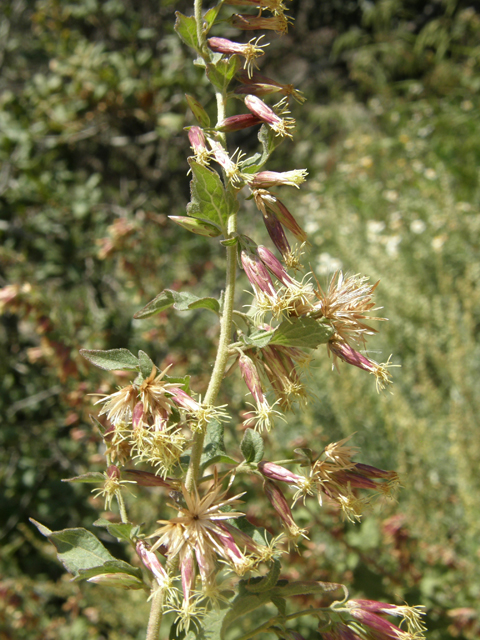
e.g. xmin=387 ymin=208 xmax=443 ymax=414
xmin=32 ymin=1 xmax=425 ymax=639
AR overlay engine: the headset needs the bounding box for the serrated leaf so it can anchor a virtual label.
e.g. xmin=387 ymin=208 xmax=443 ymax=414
xmin=200 ymin=419 xmax=226 ymax=471
xmin=80 ymin=348 xmax=139 ymax=371
xmin=185 ymin=95 xmax=211 ymax=127
xmin=270 ymin=580 xmax=343 ymax=598
xmin=62 ymin=472 xmax=105 ymax=484
xmin=30 ymin=520 xmax=142 ymax=581
xmin=244 ymin=559 xmax=280 ymax=593
xmin=93 ymin=518 xmax=140 ymax=542
xmin=271 ymin=595 xmax=286 ymax=616
xmin=174 ymin=12 xmax=199 ymax=51
xmin=138 ymin=350 xmax=155 ymax=378
xmin=187 ymin=161 xmax=231 ymax=229
xmin=240 ymin=429 xmax=264 ymax=464
xmin=241 ymin=125 xmax=284 ymax=174
xmin=269 ymin=317 xmax=334 ymax=349
xmin=220 ymin=236 xmax=238 ymax=247
xmin=134 ymin=289 xmax=220 ymax=319
xmin=206 ymin=56 xmax=241 ymax=92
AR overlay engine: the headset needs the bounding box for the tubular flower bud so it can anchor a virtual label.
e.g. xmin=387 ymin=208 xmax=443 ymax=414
xmin=225 ymin=0 xmax=290 ymax=16
xmin=241 ymin=248 xmax=278 ymax=298
xmin=188 ymin=126 xmax=210 ymax=166
xmin=263 ymin=479 xmax=308 ymax=543
xmin=253 ymin=189 xmax=307 ymax=243
xmin=346 ymin=599 xmax=427 ymax=640
xmin=257 ymin=245 xmax=296 ymax=287
xmin=261 ymin=208 xmax=292 ymax=263
xmin=347 ymin=600 xmax=427 ymax=637
xmin=124 ymin=469 xmax=179 ymax=488
xmin=235 ymin=69 xmax=306 ymax=104
xmin=136 ymin=540 xmax=170 ymax=586
xmin=91 ymin=465 xmax=135 ymax=510
xmin=244 ymin=95 xmax=295 ymax=138
xmin=239 ymin=352 xmax=265 ymax=405
xmin=327 ymin=338 xmax=396 ymax=392
xmin=250 ymin=169 xmax=308 ymax=189
xmin=168 ymin=387 xmax=201 ymax=413
xmin=207 ymin=36 xmax=268 ymax=78
xmin=259 ymin=461 xmax=306 ymax=486
xmin=229 ymin=13 xmax=293 ymax=35
xmin=260 ymin=345 xmax=308 ymax=409
xmin=321 ymin=625 xmax=363 ymax=640
xmin=217 ymin=113 xmax=263 ymax=132
xmin=180 ymin=547 xmax=196 ymax=604
xmin=207 ymin=138 xmax=246 ymax=186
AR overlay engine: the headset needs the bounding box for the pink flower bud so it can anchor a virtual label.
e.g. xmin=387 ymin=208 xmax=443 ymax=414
xmin=266 ymin=194 xmax=307 ymax=242
xmin=229 ymin=13 xmax=291 ymax=35
xmin=328 ymin=340 xmax=377 ymax=373
xmin=217 ymin=113 xmax=263 ymax=132
xmin=106 ymin=465 xmax=121 ymax=480
xmin=263 ymin=479 xmax=299 ymax=535
xmin=251 ymin=170 xmax=307 ymax=189
xmin=241 ymin=249 xmax=277 ymax=297
xmin=235 ymin=70 xmax=306 ymax=104
xmin=221 ymin=522 xmax=261 ymax=555
xmin=132 ymin=402 xmax=144 ymax=428
xmin=257 ymin=245 xmax=295 ymax=287
xmin=348 ymin=609 xmax=406 ymax=640
xmin=239 ymin=352 xmax=265 ymax=405
xmin=136 ymin=540 xmax=169 ymax=584
xmin=245 ymin=95 xmax=282 ymax=126
xmin=124 ymin=469 xmax=178 ymax=488
xmin=188 ymin=126 xmax=207 ymax=155
xmin=180 ymin=548 xmax=196 ymax=603
xmin=262 ymin=209 xmax=292 ymax=260
xmin=169 ymin=387 xmax=201 ymax=413
xmin=259 ymin=461 xmax=305 ymax=485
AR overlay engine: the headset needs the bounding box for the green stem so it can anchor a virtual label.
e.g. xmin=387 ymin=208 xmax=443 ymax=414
xmin=146 ymin=586 xmax=164 ymax=640
xmin=234 ymin=607 xmax=332 ymax=640
xmin=185 ymin=218 xmax=237 ymax=491
xmin=185 ymin=0 xmax=236 ymax=493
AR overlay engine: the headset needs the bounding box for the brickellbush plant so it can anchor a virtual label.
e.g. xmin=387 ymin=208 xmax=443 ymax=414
xmin=33 ymin=2 xmax=427 ymax=639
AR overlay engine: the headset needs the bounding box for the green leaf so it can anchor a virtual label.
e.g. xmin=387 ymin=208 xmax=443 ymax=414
xmin=202 ymin=453 xmax=238 ymax=469
xmin=80 ymin=348 xmax=139 ymax=371
xmin=203 ymin=1 xmax=225 ymax=33
xmin=138 ymin=350 xmax=155 ymax=378
xmin=271 ymin=580 xmax=344 ymax=598
xmin=244 ymin=559 xmax=281 ymax=593
xmin=221 ymin=592 xmax=272 ymax=639
xmin=271 ymin=595 xmax=287 ymax=616
xmin=241 ymin=125 xmax=284 ymax=174
xmin=240 ymin=428 xmax=264 ymax=464
xmin=187 ymin=160 xmax=232 ymax=230
xmin=86 ymin=572 xmax=145 ymax=590
xmin=206 ymin=55 xmax=241 ymax=92
xmin=242 ymin=327 xmax=275 ymax=349
xmin=93 ymin=518 xmax=141 ymax=542
xmin=220 ymin=236 xmax=238 ymax=247
xmin=30 ymin=520 xmax=142 ymax=581
xmin=169 ymin=215 xmax=222 ymax=237
xmin=134 ymin=289 xmax=220 ymax=319
xmin=62 ymin=472 xmax=105 ymax=484
xmin=185 ymin=95 xmax=211 ymax=127
xmin=200 ymin=419 xmax=226 ymax=471
xmin=174 ymin=12 xmax=199 ymax=51
xmin=269 ymin=317 xmax=334 ymax=349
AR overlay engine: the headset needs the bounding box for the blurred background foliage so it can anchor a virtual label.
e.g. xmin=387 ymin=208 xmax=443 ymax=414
xmin=1 ymin=0 xmax=479 ymax=638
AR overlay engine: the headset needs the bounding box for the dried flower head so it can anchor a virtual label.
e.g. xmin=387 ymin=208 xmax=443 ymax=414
xmin=207 ymin=36 xmax=268 ymax=78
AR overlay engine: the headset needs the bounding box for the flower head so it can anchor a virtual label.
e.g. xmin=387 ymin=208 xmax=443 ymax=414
xmin=149 ymin=477 xmax=258 ymax=591
xmin=327 ymin=339 xmax=397 ymax=392
xmin=244 ymin=95 xmax=295 ymax=138
xmin=235 ymin=69 xmax=306 ymax=104
xmin=207 ymin=36 xmax=268 ymax=78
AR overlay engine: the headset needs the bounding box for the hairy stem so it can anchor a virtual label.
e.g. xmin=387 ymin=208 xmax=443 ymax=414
xmin=185 ymin=220 xmax=237 ymax=491
xmin=116 ymin=491 xmax=128 ymax=524
xmin=145 ymin=586 xmax=164 ymax=640
xmin=185 ymin=0 xmax=237 ymax=492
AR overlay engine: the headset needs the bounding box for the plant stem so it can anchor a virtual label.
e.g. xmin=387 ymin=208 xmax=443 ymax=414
xmin=185 ymin=0 xmax=237 ymax=493
xmin=146 ymin=586 xmax=164 ymax=640
xmin=116 ymin=491 xmax=128 ymax=523
xmin=185 ymin=219 xmax=237 ymax=491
